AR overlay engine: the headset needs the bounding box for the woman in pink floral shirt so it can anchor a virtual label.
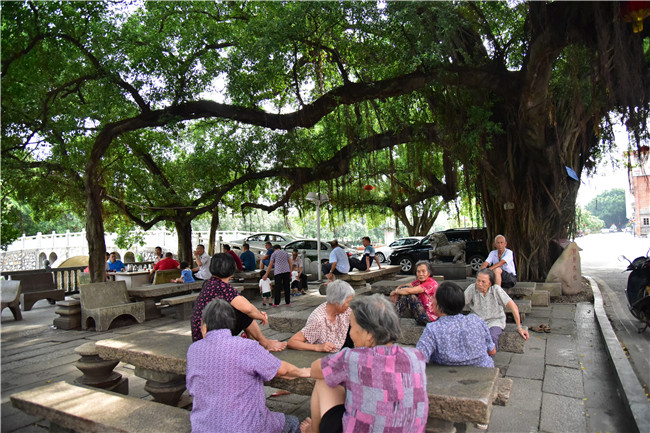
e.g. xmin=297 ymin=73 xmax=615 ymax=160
xmin=390 ymin=260 xmax=438 ymax=325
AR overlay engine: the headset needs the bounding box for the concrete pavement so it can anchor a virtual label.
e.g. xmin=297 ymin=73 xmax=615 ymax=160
xmin=1 ymin=277 xmax=645 ymax=432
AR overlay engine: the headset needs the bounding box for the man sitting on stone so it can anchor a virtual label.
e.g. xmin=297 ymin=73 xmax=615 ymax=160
xmin=321 ymin=240 xmax=350 ymax=283
xmin=192 ymin=244 xmax=211 ymax=280
xmin=480 ymin=234 xmax=517 ymax=288
xmin=349 ymin=236 xmax=382 ymax=272
xmin=240 ymin=243 xmax=257 ymax=271
xmin=259 ymin=241 xmax=274 ymax=270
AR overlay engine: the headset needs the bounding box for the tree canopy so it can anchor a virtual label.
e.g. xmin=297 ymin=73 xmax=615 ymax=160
xmin=2 ymin=1 xmax=648 ymax=281
xmin=586 ymin=188 xmax=628 ymax=228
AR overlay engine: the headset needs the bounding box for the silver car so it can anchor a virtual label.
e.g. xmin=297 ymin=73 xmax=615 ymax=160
xmin=231 ymin=232 xmax=299 ymax=255
xmin=283 ymin=239 xmax=360 ymax=263
xmin=374 ymin=237 xmax=424 ymax=263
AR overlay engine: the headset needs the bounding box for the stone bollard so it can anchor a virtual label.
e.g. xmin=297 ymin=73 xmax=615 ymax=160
xmin=74 ymin=342 xmax=128 ymax=395
xmin=53 ymin=299 xmax=81 ymax=330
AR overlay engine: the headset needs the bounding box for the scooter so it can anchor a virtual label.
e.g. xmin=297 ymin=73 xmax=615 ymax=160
xmin=620 ymin=249 xmax=650 ymax=333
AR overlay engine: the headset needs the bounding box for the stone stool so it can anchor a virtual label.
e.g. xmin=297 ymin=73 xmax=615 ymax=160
xmin=74 ymin=342 xmax=128 ymax=395
xmin=53 ymin=299 xmax=81 ymax=330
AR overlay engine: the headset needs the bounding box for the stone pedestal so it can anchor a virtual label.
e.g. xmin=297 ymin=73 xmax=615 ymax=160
xmin=53 ymin=299 xmax=81 ymax=330
xmin=430 ymin=263 xmax=470 ymax=280
xmin=136 ymin=367 xmax=186 ymax=406
xmin=74 ymin=342 xmax=128 ymax=395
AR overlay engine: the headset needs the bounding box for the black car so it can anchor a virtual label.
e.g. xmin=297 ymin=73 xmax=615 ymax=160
xmin=389 ymin=228 xmax=489 ymax=274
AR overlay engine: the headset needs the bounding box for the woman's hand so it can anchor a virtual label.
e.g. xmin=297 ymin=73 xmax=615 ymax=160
xmin=389 ymin=290 xmax=399 ymax=303
xmin=258 ymin=311 xmax=268 ymax=326
xmin=317 ymin=342 xmax=337 ymax=352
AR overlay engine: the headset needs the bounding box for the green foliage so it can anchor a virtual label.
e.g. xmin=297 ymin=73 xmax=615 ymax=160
xmin=585 ymin=189 xmax=627 ymax=228
xmin=575 ymin=207 xmax=605 ymax=232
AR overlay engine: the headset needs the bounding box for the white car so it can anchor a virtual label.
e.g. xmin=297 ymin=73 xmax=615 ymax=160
xmin=283 ymin=239 xmax=360 ymax=263
xmin=374 ymin=237 xmax=424 ymax=263
xmin=230 ymin=232 xmax=299 ymax=255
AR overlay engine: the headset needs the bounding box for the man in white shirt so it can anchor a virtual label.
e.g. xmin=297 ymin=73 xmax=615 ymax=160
xmin=192 ymin=244 xmax=211 ymax=280
xmin=480 ymin=235 xmax=517 ymax=288
xmin=321 ymin=240 xmax=350 ymax=283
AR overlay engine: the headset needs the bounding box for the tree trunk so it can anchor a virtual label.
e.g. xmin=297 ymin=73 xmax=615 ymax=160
xmin=208 ymin=206 xmax=219 ymax=256
xmin=175 ymin=219 xmax=193 ymax=264
xmin=85 ymin=180 xmax=107 ymax=283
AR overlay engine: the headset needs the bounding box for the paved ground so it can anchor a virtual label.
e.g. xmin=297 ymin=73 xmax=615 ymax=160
xmin=0 ymin=278 xmax=639 ymax=433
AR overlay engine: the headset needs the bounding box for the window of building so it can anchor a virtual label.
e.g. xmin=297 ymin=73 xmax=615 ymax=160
xmin=643 ymin=217 xmax=649 ymax=226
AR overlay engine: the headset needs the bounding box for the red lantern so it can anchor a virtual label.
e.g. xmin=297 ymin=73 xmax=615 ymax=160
xmin=621 ymin=1 xmax=650 ymax=33
xmin=415 ymin=181 xmax=423 ymax=187
xmin=363 ymin=184 xmax=376 ymax=191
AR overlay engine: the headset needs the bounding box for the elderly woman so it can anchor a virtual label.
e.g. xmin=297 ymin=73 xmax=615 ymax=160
xmin=190 ymin=253 xmax=286 ymax=352
xmin=390 ymin=260 xmax=439 ymax=325
xmin=187 ymin=298 xmax=310 ymax=433
xmin=288 ymin=280 xmax=355 ymax=352
xmin=416 ymin=281 xmax=496 ymax=368
xmin=464 ymin=268 xmax=529 ymax=350
xmin=301 ymin=295 xmax=428 ymax=433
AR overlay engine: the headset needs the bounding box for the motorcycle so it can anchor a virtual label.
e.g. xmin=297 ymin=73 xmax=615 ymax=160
xmin=620 ymin=249 xmax=650 ymax=333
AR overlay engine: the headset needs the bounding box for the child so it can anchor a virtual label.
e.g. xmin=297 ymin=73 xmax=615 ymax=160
xmin=259 ymin=277 xmax=272 ymax=307
xmin=172 ymin=261 xmax=195 ymax=283
xmin=290 ymin=264 xmax=301 ymax=296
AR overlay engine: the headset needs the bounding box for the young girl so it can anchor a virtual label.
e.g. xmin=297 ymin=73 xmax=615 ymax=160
xmin=290 ymin=264 xmax=301 ymax=296
xmin=172 ymin=261 xmax=195 ymax=283
xmin=259 ymin=277 xmax=272 ymax=307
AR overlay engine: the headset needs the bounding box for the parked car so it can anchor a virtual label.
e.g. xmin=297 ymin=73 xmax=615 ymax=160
xmin=231 ymin=232 xmax=299 ymax=255
xmin=374 ymin=237 xmax=424 ymax=263
xmin=389 ymin=228 xmax=489 ymax=274
xmin=283 ymin=239 xmax=360 ymax=263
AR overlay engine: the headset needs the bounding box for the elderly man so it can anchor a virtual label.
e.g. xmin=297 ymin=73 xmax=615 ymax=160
xmin=480 ymin=234 xmax=517 ymax=289
xmin=322 ymin=240 xmax=350 ymax=283
xmin=192 ymin=244 xmax=211 ymax=280
xmin=465 ymin=268 xmax=529 ymax=350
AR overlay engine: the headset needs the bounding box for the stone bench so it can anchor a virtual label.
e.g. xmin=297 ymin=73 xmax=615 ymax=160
xmin=1 ymin=280 xmax=22 ymax=321
xmin=152 ymin=269 xmax=181 ymax=285
xmin=319 ymin=265 xmax=402 ymax=294
xmin=9 ymin=271 xmax=65 ymax=311
xmin=10 ymin=381 xmax=190 ymax=433
xmin=160 ymin=293 xmax=199 ymax=320
xmin=80 ymin=281 xmax=145 ymax=331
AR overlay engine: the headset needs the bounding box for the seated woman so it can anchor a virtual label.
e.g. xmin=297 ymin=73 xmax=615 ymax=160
xmin=416 ymin=281 xmax=496 ymax=367
xmin=288 ymin=280 xmax=355 ymax=352
xmin=389 ymin=260 xmax=439 ymax=325
xmin=187 ymin=298 xmax=309 ymax=433
xmin=464 ymin=268 xmax=529 ymax=350
xmin=301 ymin=295 xmax=429 ymax=433
xmin=190 ymin=253 xmax=286 ymax=351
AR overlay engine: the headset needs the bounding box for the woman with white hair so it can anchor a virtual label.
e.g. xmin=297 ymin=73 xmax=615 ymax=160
xmin=300 ymin=295 xmax=428 ymax=433
xmin=288 ymin=280 xmax=355 ymax=352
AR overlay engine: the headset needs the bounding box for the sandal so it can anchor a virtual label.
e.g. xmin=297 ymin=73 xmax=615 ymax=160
xmin=531 ymin=324 xmax=547 ymax=333
xmin=541 ymin=324 xmax=551 ymax=333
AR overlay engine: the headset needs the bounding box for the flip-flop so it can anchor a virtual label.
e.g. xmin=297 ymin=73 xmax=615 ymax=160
xmin=531 ymin=325 xmax=545 ymax=333
xmin=541 ymin=324 xmax=552 ymax=333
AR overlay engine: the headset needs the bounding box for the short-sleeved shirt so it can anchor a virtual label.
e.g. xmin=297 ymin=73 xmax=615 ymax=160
xmin=485 ymin=248 xmax=516 ymax=275
xmin=180 ymin=269 xmax=195 ymax=283
xmin=464 ymin=283 xmax=512 ymax=329
xmin=321 ymin=345 xmax=429 ymax=432
xmin=292 ymin=256 xmax=303 ymax=272
xmin=153 ymin=257 xmax=179 ymax=271
xmin=416 ymin=314 xmax=495 ymax=368
xmin=187 ymin=329 xmax=284 ymax=433
xmin=195 ymin=252 xmax=211 ymax=280
xmin=328 ymin=247 xmax=350 ymax=274
xmin=191 ymin=277 xmax=241 ymax=341
xmin=270 ymin=249 xmax=291 ymax=275
xmin=240 ymin=250 xmax=256 ymax=271
xmin=107 ymin=260 xmax=124 ymax=272
xmin=301 ymin=302 xmax=351 ymax=350
xmin=262 ymin=248 xmax=274 ymax=266
xmin=411 ymin=277 xmax=439 ymax=321
xmin=362 ymin=245 xmax=376 ymax=267
xmin=259 ymin=278 xmax=272 ymax=294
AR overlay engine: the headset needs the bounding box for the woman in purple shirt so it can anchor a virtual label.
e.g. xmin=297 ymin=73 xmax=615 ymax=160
xmin=190 ymin=253 xmax=286 ymax=352
xmin=187 ymin=298 xmax=310 ymax=433
xmin=302 ymin=295 xmax=429 ymax=433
